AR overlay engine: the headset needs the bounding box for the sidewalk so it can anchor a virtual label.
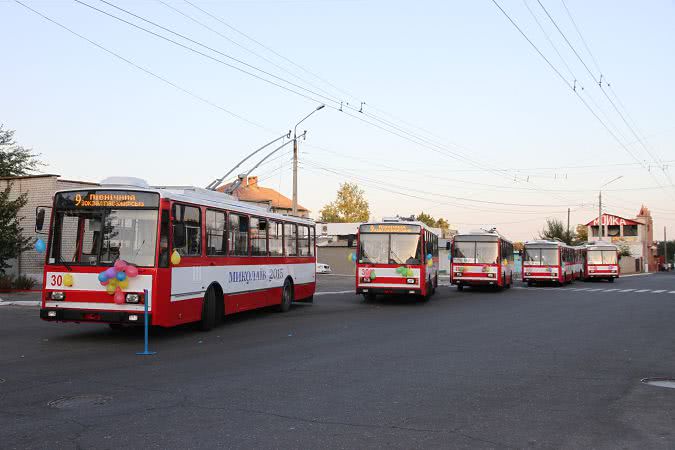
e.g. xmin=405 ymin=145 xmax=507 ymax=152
xmin=0 ymin=290 xmax=41 ymax=306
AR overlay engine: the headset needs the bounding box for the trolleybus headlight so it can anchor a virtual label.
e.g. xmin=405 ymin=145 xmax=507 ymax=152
xmin=50 ymin=291 xmax=65 ymax=301
xmin=361 ymin=277 xmax=370 ymax=283
xmin=406 ymin=278 xmax=416 ymax=284
xmin=125 ymin=293 xmax=140 ymax=304
xmin=455 ymin=272 xmax=462 ymax=277
xmin=487 ymin=273 xmax=495 ymax=278
xmin=47 ymin=310 xmax=57 ymax=318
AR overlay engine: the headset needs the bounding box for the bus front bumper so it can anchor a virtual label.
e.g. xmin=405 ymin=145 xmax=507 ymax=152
xmin=357 ymin=287 xmax=421 ymax=296
xmin=40 ymin=308 xmax=149 ymax=325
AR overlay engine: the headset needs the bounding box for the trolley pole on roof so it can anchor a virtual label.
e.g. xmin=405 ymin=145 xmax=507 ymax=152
xmin=598 ymin=176 xmax=623 ymax=241
xmin=292 ymin=104 xmax=325 ymax=216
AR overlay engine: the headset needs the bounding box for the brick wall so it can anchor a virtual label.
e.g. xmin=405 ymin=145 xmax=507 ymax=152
xmin=0 ymin=175 xmax=99 ymax=282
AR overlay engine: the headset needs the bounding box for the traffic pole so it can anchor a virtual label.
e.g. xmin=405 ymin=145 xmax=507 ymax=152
xmin=137 ymin=289 xmax=156 ymax=356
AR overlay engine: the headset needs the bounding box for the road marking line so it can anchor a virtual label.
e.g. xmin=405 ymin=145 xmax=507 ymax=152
xmin=603 ymin=289 xmax=619 ymax=292
xmin=315 ymin=290 xmax=354 ymax=296
xmin=652 ymin=290 xmax=666 ymax=293
xmin=618 ymin=289 xmax=636 ymax=292
xmin=634 ymin=289 xmax=650 ymax=293
xmin=575 ymin=288 xmax=591 ymax=291
xmin=587 ymin=289 xmax=605 ymax=292
xmin=669 ymin=291 xmax=675 ymax=294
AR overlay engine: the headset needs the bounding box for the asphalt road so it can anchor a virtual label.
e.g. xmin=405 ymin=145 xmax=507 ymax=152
xmin=2 ymin=273 xmax=675 ymax=449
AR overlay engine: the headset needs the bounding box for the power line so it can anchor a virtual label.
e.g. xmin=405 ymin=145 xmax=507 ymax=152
xmin=12 ymin=0 xmax=271 ymax=132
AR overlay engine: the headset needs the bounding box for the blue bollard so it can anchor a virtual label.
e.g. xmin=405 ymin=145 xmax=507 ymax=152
xmin=137 ymin=289 xmax=156 ymax=356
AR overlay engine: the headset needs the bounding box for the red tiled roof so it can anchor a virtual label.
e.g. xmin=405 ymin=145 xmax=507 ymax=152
xmin=217 ymin=176 xmax=308 ymax=212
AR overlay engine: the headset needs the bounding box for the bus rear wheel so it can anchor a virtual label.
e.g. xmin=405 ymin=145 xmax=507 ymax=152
xmin=457 ymin=284 xmax=464 ymax=291
xmin=362 ymin=293 xmax=376 ymax=303
xmin=199 ymin=288 xmax=217 ymax=331
xmin=277 ymin=280 xmax=293 ymax=312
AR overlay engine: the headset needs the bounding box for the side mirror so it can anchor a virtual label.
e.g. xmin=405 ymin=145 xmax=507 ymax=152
xmin=35 ymin=206 xmax=50 ymax=233
xmin=173 ymin=225 xmax=186 ymax=249
xmin=446 ymin=242 xmax=451 ymax=251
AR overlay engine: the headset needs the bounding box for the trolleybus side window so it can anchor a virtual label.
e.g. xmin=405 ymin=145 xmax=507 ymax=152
xmin=159 ymin=209 xmax=170 ymax=267
xmin=251 ymin=217 xmax=268 ymax=256
xmin=268 ymin=221 xmax=283 ymax=256
xmin=229 ymin=214 xmax=249 ymax=256
xmin=206 ymin=209 xmax=227 ymax=256
xmin=284 ymin=223 xmax=297 ymax=256
xmin=172 ymin=204 xmax=202 ymax=256
xmin=298 ymin=225 xmax=310 ymax=256
xmin=309 ymin=226 xmax=315 ymax=256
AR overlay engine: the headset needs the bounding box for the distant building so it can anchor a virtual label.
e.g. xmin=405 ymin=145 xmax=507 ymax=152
xmin=0 ymin=174 xmax=100 ymax=281
xmin=584 ymin=206 xmax=658 ymax=272
xmin=218 ymin=175 xmax=310 ymax=218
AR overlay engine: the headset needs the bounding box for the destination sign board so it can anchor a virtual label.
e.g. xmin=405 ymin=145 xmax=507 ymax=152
xmin=359 ymin=224 xmax=421 ymax=234
xmin=55 ymin=190 xmax=159 ymax=209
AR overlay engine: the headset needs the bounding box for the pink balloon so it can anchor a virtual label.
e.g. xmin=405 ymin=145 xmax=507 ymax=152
xmin=125 ymin=265 xmax=138 ymax=278
xmin=114 ymin=259 xmax=127 ymax=272
xmin=113 ymin=287 xmax=125 ymax=305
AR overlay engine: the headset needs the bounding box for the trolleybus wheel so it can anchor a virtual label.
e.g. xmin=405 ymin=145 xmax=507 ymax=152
xmin=527 ymin=281 xmax=533 ymax=287
xmin=506 ymin=274 xmax=512 ymax=289
xmin=277 ymin=279 xmax=293 ymax=312
xmin=609 ymin=277 xmax=615 ymax=283
xmin=363 ymin=293 xmax=376 ymax=303
xmin=108 ymin=323 xmax=124 ymax=330
xmin=199 ymin=287 xmax=217 ymax=331
xmin=457 ymin=284 xmax=464 ymax=291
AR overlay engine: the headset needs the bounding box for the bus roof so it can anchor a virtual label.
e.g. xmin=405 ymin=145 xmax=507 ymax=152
xmin=584 ymin=242 xmax=619 ymax=251
xmin=52 ymin=183 xmax=315 ymax=226
xmin=524 ymin=239 xmax=569 ymax=248
xmin=359 ymin=219 xmax=439 ymax=234
xmin=454 ymin=231 xmax=511 ymax=243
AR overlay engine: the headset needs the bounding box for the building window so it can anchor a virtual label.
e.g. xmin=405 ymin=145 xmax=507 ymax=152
xmin=206 ymin=210 xmax=226 ymax=256
xmin=251 ymin=217 xmax=268 ymax=256
xmin=607 ymin=225 xmax=620 ymax=237
xmin=623 ymin=224 xmax=638 ymax=237
xmin=172 ymin=204 xmax=201 ymax=256
xmin=229 ymin=214 xmax=249 ymax=256
xmin=591 ymin=226 xmax=599 ymax=237
xmin=269 ymin=221 xmax=283 ymax=256
xmin=284 ymin=223 xmax=297 ymax=256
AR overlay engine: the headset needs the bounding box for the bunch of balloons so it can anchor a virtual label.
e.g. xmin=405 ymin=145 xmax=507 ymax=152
xmin=362 ymin=268 xmax=377 ymax=280
xmin=426 ymin=253 xmax=433 ymax=267
xmin=396 ymin=266 xmax=414 ymax=277
xmin=97 ymin=259 xmax=139 ymax=304
xmin=347 ymin=252 xmax=357 ymax=263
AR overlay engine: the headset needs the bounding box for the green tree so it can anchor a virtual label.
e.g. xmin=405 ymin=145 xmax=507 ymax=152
xmin=0 ymin=125 xmax=42 ymax=272
xmin=539 ymin=218 xmax=574 ymax=245
xmin=416 ymin=212 xmax=436 ymax=228
xmin=574 ymin=224 xmax=588 ymax=244
xmin=319 ymin=182 xmax=370 ymax=223
xmin=0 ymin=125 xmax=43 ymax=176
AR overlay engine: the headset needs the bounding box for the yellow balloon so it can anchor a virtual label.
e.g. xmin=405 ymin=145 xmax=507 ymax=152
xmin=63 ymin=273 xmax=73 ymax=287
xmin=118 ymin=278 xmax=129 ymax=289
xmin=109 ymin=278 xmax=118 ymax=287
xmin=171 ymin=250 xmax=182 ymax=265
xmin=106 ymin=283 xmax=116 ymax=295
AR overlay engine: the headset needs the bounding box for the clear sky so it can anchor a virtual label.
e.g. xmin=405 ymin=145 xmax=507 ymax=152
xmin=1 ymin=0 xmax=674 ymax=241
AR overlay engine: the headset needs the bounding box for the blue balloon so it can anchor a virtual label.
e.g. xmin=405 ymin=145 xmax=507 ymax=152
xmin=426 ymin=253 xmax=432 ymax=260
xmin=116 ymin=271 xmax=127 ymax=281
xmin=351 ymin=253 xmax=357 ymax=262
xmin=98 ymin=272 xmax=108 ymax=282
xmin=34 ymin=239 xmax=46 ymax=253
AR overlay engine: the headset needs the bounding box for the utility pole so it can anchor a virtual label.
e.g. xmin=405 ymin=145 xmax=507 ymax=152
xmin=292 ymin=104 xmax=325 ymax=216
xmin=665 ymin=226 xmax=668 ymax=271
xmin=567 ymin=207 xmax=570 ymax=242
xmin=598 ymin=191 xmax=602 ymax=241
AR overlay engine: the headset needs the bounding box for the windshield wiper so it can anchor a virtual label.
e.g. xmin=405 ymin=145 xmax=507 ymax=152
xmin=59 ymin=254 xmax=72 ymax=272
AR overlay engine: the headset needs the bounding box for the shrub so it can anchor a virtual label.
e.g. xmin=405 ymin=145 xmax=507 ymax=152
xmin=0 ymin=274 xmax=14 ymax=291
xmin=13 ymin=275 xmax=36 ymax=290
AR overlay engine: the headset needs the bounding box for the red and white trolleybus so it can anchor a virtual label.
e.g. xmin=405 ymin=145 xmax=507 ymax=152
xmin=450 ymin=231 xmax=514 ymax=290
xmin=37 ymin=178 xmax=316 ymax=330
xmin=355 ymin=219 xmax=439 ymax=301
xmin=522 ymin=240 xmax=582 ymax=286
xmin=583 ymin=242 xmax=620 ymax=282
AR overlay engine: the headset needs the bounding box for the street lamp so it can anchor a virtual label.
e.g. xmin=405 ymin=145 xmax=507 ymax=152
xmin=292 ymin=104 xmax=325 ymax=215
xmin=597 ymin=175 xmax=623 ymax=240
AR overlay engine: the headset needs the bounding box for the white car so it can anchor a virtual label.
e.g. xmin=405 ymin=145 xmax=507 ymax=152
xmin=316 ymin=263 xmax=332 ymax=274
